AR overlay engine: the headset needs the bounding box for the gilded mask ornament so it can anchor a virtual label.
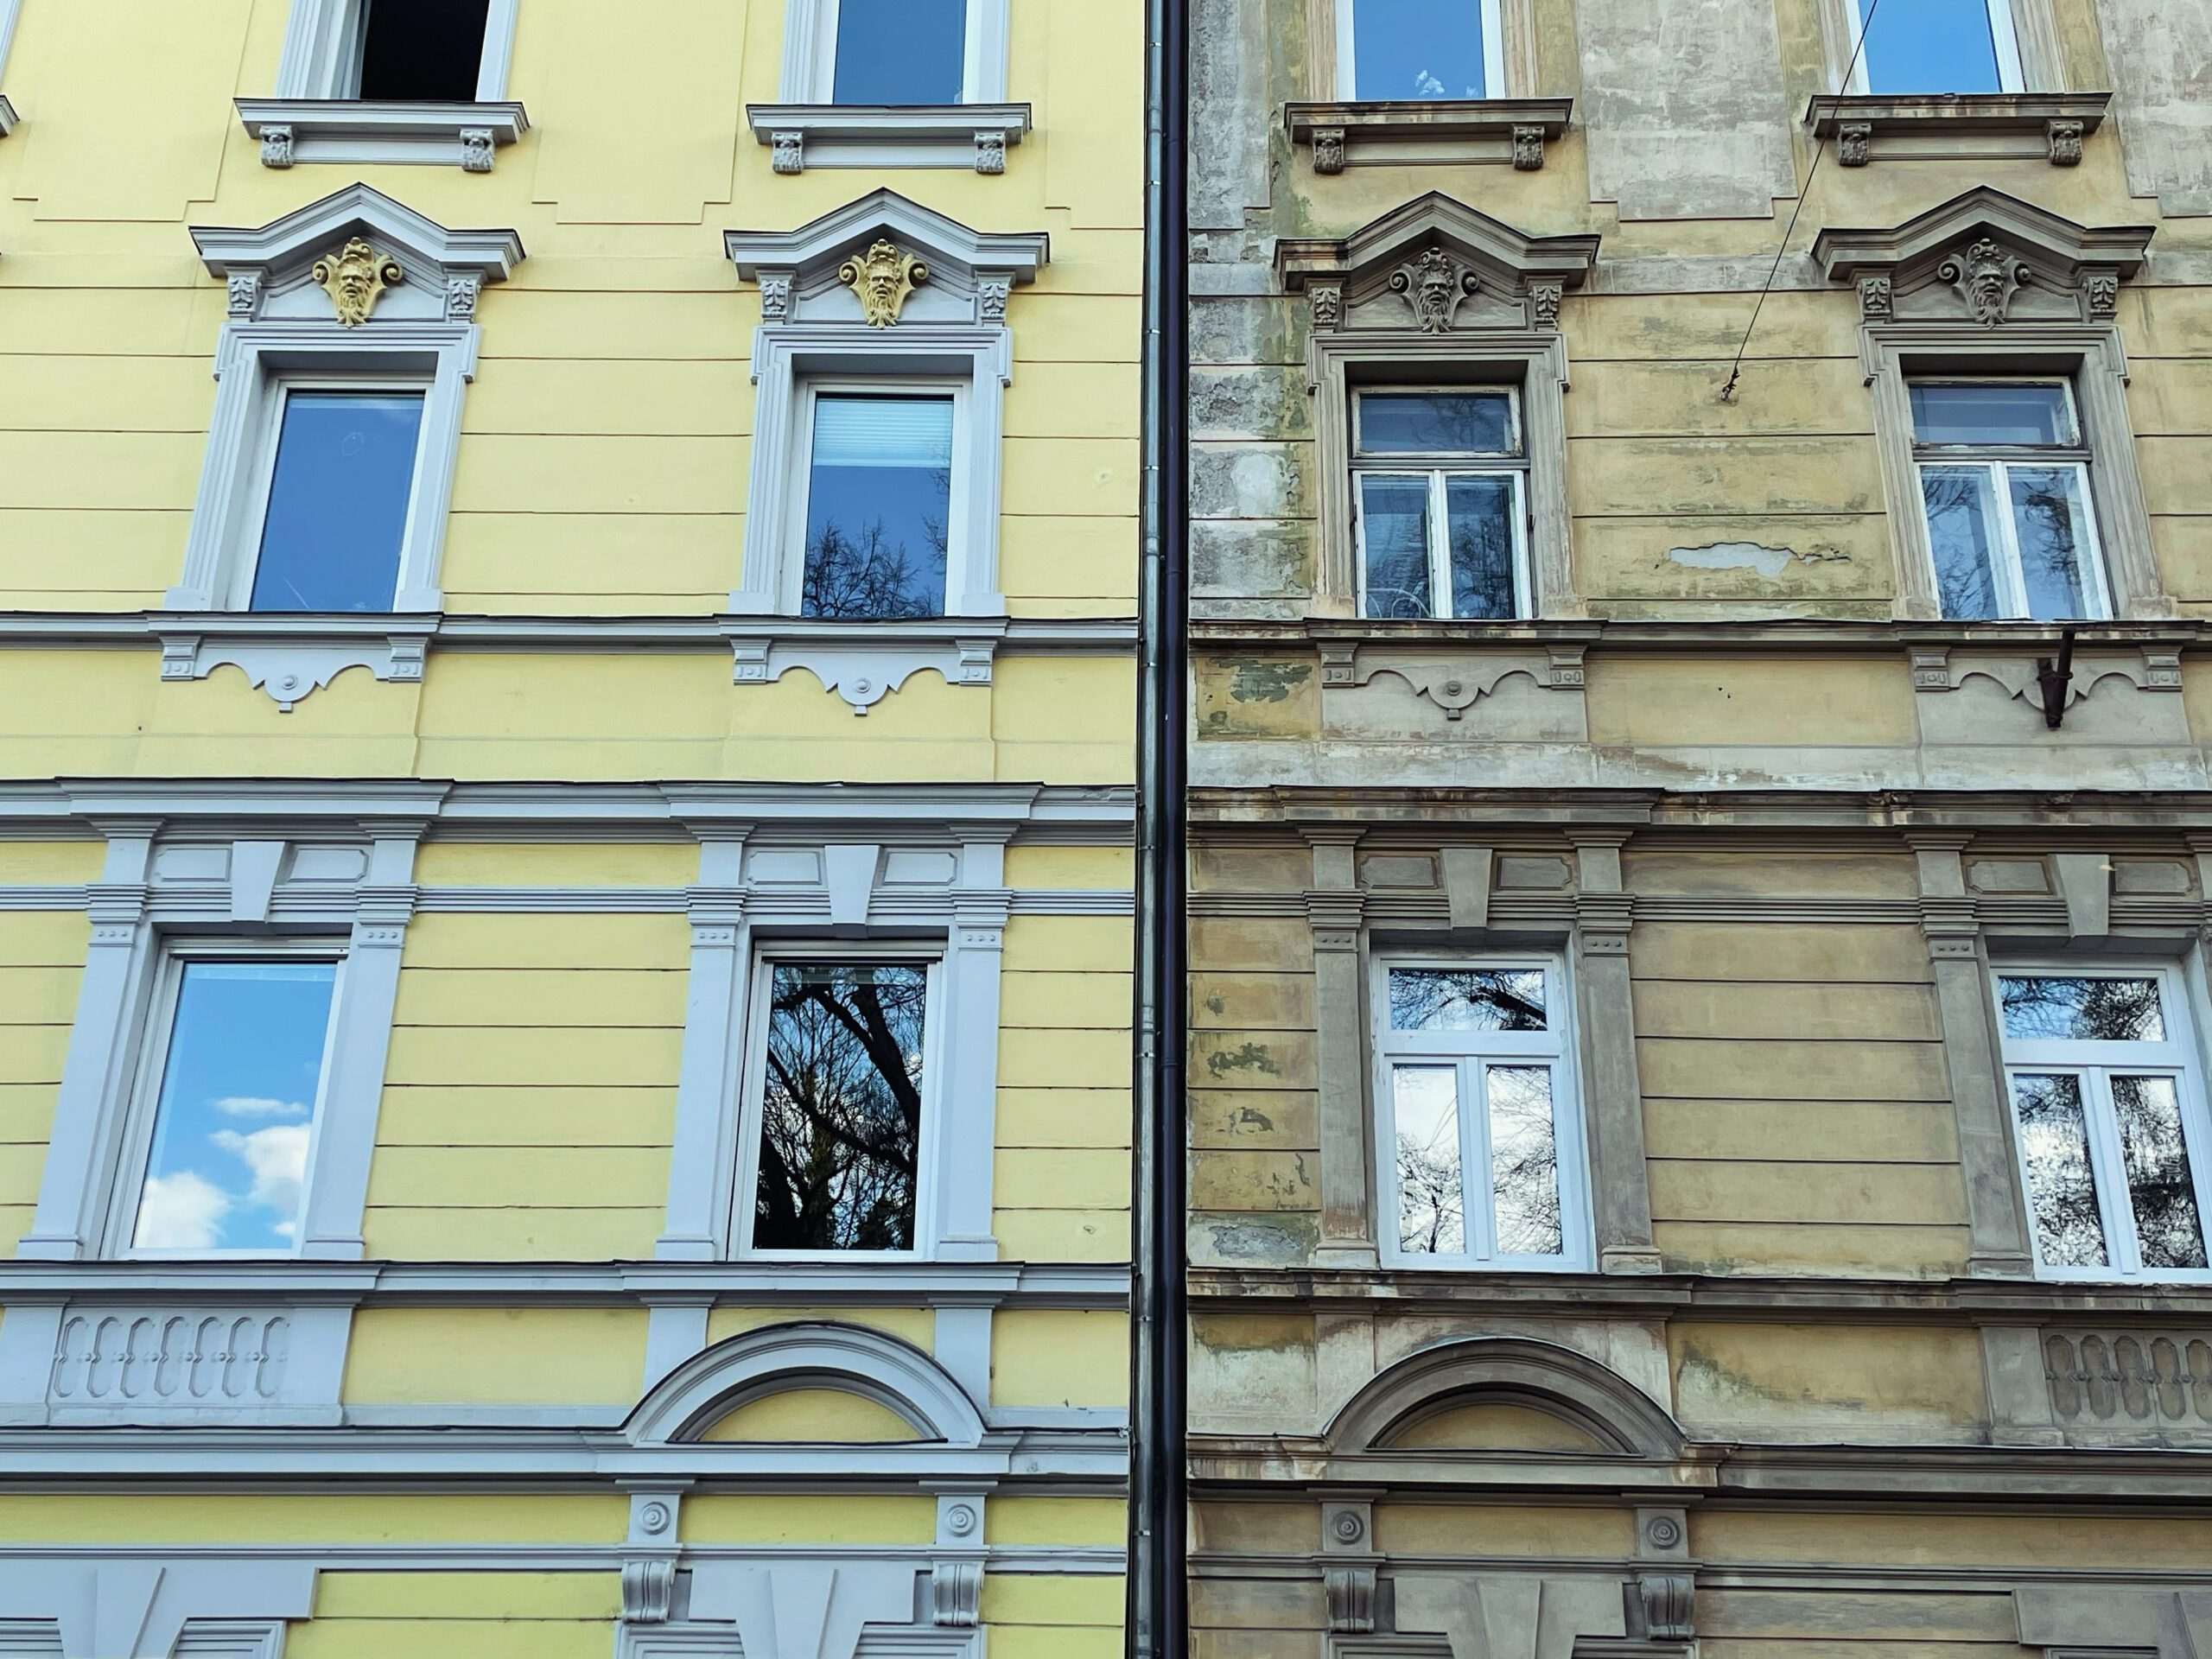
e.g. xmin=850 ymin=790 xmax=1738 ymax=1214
xmin=313 ymin=238 xmax=404 ymax=327
xmin=839 ymin=239 xmax=929 ymax=327
xmin=1390 ymin=246 xmax=1479 ymax=334
xmin=1940 ymin=237 xmax=2030 ymax=327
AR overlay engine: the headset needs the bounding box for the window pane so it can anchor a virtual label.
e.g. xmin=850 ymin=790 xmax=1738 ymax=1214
xmin=2010 ymin=1071 xmax=2109 ymax=1268
xmin=803 ymin=395 xmax=954 ymax=620
xmin=753 ymin=962 xmax=926 ymax=1253
xmin=1358 ymin=392 xmax=1513 ymax=456
xmin=1999 ymin=976 xmax=2164 ymax=1043
xmin=1392 ymin=1065 xmax=1465 ymax=1255
xmin=251 ymin=391 xmax=423 ymax=613
xmin=1860 ymin=0 xmax=2002 ymax=94
xmin=132 ymin=962 xmax=334 ymax=1253
xmin=1445 ymin=475 xmax=1520 ymax=619
xmin=1359 ymin=475 xmax=1434 ymax=619
xmin=2112 ymin=1075 xmax=2209 ymax=1270
xmin=1920 ymin=464 xmax=2004 ymax=621
xmin=1488 ymin=1065 xmax=1563 ymax=1256
xmin=357 ymin=0 xmax=491 ymax=100
xmin=832 ymin=0 xmax=967 ymax=103
xmin=1910 ymin=383 xmax=2071 ymax=447
xmin=1389 ymin=967 xmax=1547 ymax=1033
xmin=2008 ymin=465 xmax=2098 ymax=620
xmin=1351 ymin=0 xmax=1488 ymax=99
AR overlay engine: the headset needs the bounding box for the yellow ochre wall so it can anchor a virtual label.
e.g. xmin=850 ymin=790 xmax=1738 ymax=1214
xmin=0 ymin=0 xmax=1137 ymax=1642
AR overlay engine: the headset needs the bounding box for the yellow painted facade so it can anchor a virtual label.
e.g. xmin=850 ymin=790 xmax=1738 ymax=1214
xmin=0 ymin=0 xmax=1136 ymax=1649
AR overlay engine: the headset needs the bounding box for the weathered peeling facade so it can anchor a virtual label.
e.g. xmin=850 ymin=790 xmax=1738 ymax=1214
xmin=1186 ymin=0 xmax=2212 ymax=1653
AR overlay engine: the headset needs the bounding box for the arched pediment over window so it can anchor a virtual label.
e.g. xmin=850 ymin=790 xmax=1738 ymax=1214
xmin=1326 ymin=1337 xmax=1688 ymax=1462
xmin=623 ymin=1321 xmax=987 ymax=1449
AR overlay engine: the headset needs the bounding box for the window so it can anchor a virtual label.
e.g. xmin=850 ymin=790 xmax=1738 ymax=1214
xmin=799 ymin=389 xmax=959 ymax=619
xmin=741 ymin=953 xmax=940 ymax=1256
xmin=1340 ymin=0 xmax=1503 ymax=100
xmin=121 ymin=953 xmax=341 ymax=1258
xmin=831 ymin=0 xmax=967 ymax=104
xmin=1353 ymin=389 xmax=1528 ymax=620
xmin=245 ymin=385 xmax=427 ymax=613
xmin=1913 ymin=380 xmax=2110 ymax=622
xmin=353 ymin=0 xmax=494 ymax=101
xmin=1849 ymin=0 xmax=2023 ymax=94
xmin=1999 ymin=968 xmax=2212 ymax=1281
xmin=1376 ymin=960 xmax=1586 ymax=1269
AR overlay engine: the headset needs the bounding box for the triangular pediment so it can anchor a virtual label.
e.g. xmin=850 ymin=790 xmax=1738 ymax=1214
xmin=726 ymin=188 xmax=1047 ymax=327
xmin=1276 ymin=194 xmax=1599 ymax=334
xmin=191 ymin=183 xmax=524 ymax=326
xmin=1815 ymin=187 xmax=2153 ymax=326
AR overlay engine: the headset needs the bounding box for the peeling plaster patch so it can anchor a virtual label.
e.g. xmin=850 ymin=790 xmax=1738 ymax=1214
xmin=1662 ymin=542 xmax=1852 ymax=582
xmin=1205 ymin=1041 xmax=1282 ymax=1078
xmin=1229 ymin=661 xmax=1313 ymax=703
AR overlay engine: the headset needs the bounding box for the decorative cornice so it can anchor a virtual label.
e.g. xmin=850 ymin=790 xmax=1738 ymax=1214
xmin=191 ymin=181 xmax=524 ymax=287
xmin=1284 ymin=97 xmax=1573 ymax=173
xmin=744 ymin=103 xmax=1031 ymax=174
xmin=725 ymin=187 xmax=1047 ymax=289
xmin=1806 ymin=92 xmax=2110 ymax=168
xmin=235 ymin=99 xmax=530 ymax=170
xmin=1812 ymin=184 xmax=2153 ymax=286
xmin=1275 ymin=191 xmax=1600 ymax=297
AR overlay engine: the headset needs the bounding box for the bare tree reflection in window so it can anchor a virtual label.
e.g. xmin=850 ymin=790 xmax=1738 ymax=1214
xmin=753 ymin=962 xmax=926 ymax=1252
xmin=1488 ymin=1065 xmax=1561 ymax=1255
xmin=2010 ymin=1071 xmax=2108 ymax=1268
xmin=1390 ymin=967 xmax=1546 ymax=1033
xmin=2112 ymin=1074 xmax=2209 ymax=1269
xmin=2000 ymin=976 xmax=2164 ymax=1042
xmin=1922 ymin=467 xmax=2001 ymax=621
xmin=1392 ymin=1065 xmax=1463 ymax=1254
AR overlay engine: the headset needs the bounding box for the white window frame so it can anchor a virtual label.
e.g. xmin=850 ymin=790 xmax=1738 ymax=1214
xmin=19 ymin=830 xmax=422 ymax=1268
xmin=175 ymin=326 xmax=473 ymax=616
xmin=106 ymin=939 xmax=347 ymax=1262
xmin=1371 ymin=954 xmax=1592 ymax=1272
xmin=732 ymin=942 xmax=948 ymax=1262
xmin=1338 ymin=0 xmax=1506 ymax=101
xmin=1841 ymin=0 xmax=2024 ymax=94
xmin=784 ymin=378 xmax=972 ymax=618
xmin=1351 ymin=385 xmax=1531 ymax=621
xmin=0 ymin=0 xmax=22 ymax=130
xmin=222 ymin=371 xmax=436 ymax=615
xmin=1910 ymin=376 xmax=2113 ymax=623
xmin=739 ymin=334 xmax=1007 ymax=619
xmin=781 ymin=0 xmax=1010 ymax=105
xmin=275 ymin=0 xmax=521 ymax=100
xmin=1996 ymin=962 xmax=2212 ymax=1285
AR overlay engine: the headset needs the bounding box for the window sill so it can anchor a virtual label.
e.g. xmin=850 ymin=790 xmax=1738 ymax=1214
xmin=1807 ymin=92 xmax=2112 ymax=167
xmin=1284 ymin=97 xmax=1573 ymax=174
xmin=235 ymin=98 xmax=529 ymax=171
xmin=745 ymin=103 xmax=1032 ymax=173
xmin=154 ymin=613 xmax=436 ymax=711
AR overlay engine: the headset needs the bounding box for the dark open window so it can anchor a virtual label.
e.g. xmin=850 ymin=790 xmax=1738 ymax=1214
xmin=356 ymin=0 xmax=493 ymax=102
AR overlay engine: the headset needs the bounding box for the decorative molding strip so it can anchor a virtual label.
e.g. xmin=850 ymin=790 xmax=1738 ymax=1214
xmin=2045 ymin=1330 xmax=2212 ymax=1433
xmin=0 ymin=1258 xmax=1128 ymax=1301
xmin=0 ymin=1543 xmax=1126 ymax=1573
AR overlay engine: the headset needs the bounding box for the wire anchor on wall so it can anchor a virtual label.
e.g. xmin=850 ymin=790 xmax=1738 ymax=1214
xmin=1719 ymin=0 xmax=1885 ymax=403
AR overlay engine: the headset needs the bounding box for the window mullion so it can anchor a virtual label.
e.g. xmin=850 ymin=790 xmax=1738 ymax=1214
xmin=1464 ymin=1055 xmax=1494 ymax=1263
xmin=2081 ymin=1067 xmax=2142 ymax=1275
xmin=1986 ymin=460 xmax=2031 ymax=619
xmin=1428 ymin=470 xmax=1451 ymax=621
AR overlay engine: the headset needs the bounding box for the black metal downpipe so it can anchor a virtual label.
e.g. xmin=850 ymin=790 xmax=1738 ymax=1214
xmin=1129 ymin=0 xmax=1189 ymax=1644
